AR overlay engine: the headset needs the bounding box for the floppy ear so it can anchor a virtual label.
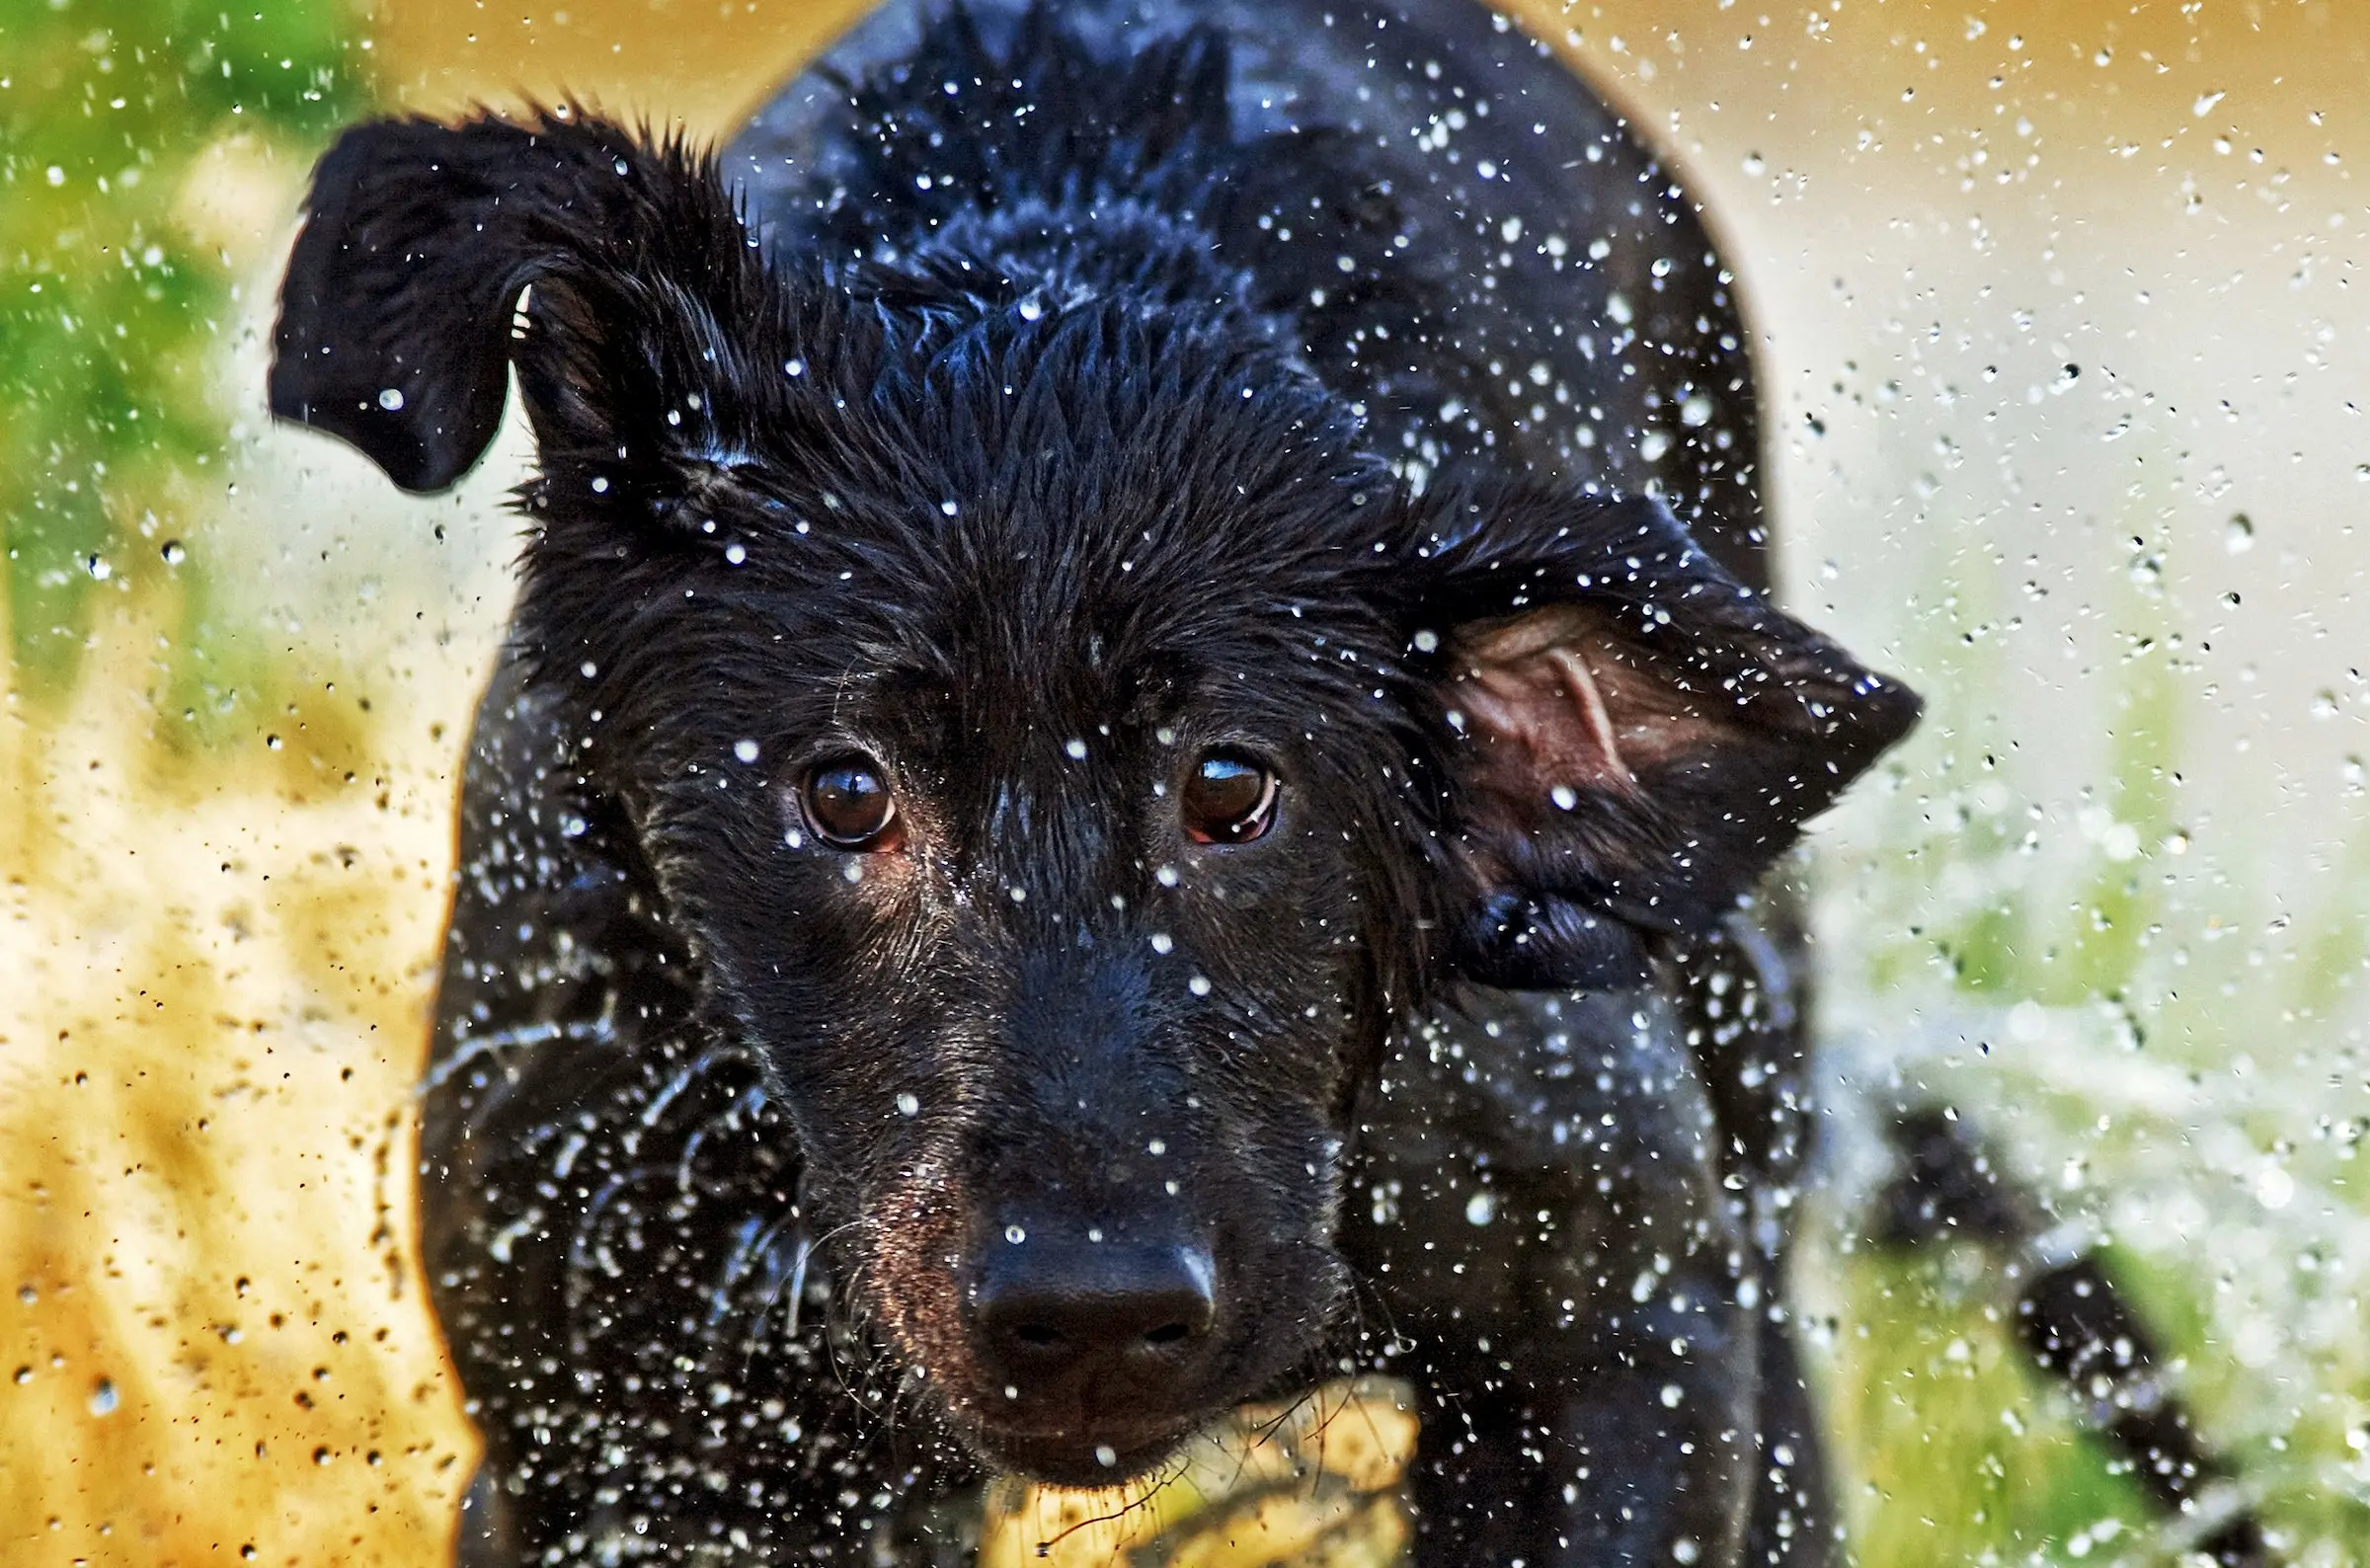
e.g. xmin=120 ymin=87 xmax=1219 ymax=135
xmin=270 ymin=108 xmax=758 ymax=494
xmin=1409 ymin=485 xmax=1921 ymax=988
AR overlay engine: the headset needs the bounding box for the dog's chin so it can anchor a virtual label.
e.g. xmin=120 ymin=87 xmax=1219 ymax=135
xmin=955 ymin=1413 xmax=1205 ymax=1489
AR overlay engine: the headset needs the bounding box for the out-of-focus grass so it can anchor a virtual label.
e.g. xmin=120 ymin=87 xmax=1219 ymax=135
xmin=0 ymin=0 xmax=363 ymax=687
xmin=1806 ymin=521 xmax=2370 ymax=1563
xmin=0 ymin=587 xmax=477 ymax=1565
xmin=0 ymin=5 xmax=487 ymax=1564
xmin=1813 ymin=1248 xmax=2153 ymax=1563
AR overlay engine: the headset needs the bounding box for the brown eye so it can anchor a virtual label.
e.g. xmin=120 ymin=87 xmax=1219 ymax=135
xmin=1180 ymin=751 xmax=1279 ymax=845
xmin=803 ymin=756 xmax=902 ymax=850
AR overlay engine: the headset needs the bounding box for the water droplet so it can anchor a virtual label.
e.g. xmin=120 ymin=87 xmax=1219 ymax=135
xmin=1004 ymin=1225 xmax=1027 ymax=1245
xmin=159 ymin=539 xmax=186 ymax=566
xmin=1463 ymin=1191 xmax=1496 ymax=1226
xmin=1149 ymin=932 xmax=1174 ymax=955
xmin=88 ymin=1378 xmax=117 ymax=1416
xmin=1188 ymin=975 xmax=1212 ymax=996
xmin=724 ymin=542 xmax=748 ymax=566
xmin=376 ymin=387 xmax=404 ymax=412
xmin=1094 ymin=1445 xmax=1118 ymax=1468
xmin=734 ymin=739 xmax=760 ymax=764
xmin=2225 ymin=512 xmax=2254 ymax=553
xmin=896 ymin=1092 xmax=919 ymax=1117
xmin=1064 ymin=738 xmax=1087 ymax=760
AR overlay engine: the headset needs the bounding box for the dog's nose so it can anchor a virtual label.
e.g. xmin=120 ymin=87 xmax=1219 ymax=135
xmin=972 ymin=1238 xmax=1217 ymax=1380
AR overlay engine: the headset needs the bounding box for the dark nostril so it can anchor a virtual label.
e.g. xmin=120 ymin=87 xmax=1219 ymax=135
xmin=974 ymin=1239 xmax=1217 ymax=1374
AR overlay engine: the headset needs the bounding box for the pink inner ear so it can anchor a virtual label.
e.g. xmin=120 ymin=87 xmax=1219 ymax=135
xmin=1456 ymin=608 xmax=1634 ymax=797
xmin=1452 ymin=604 xmax=1722 ymax=813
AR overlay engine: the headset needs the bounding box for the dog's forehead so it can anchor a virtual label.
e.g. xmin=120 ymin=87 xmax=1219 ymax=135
xmin=669 ymin=294 xmax=1418 ymax=759
xmin=842 ymin=549 xmax=1394 ymax=751
xmin=750 ymin=496 xmax=1401 ymax=731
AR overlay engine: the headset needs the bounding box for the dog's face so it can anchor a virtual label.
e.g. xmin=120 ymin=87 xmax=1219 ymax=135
xmin=521 ymin=297 xmax=1436 ymax=1481
xmin=272 ymin=113 xmax=1918 ymax=1482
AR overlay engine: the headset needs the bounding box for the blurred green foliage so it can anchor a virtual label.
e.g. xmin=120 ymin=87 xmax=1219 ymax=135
xmin=0 ymin=0 xmax=365 ymax=689
xmin=1819 ymin=523 xmax=2370 ymax=1558
xmin=1822 ymin=1248 xmax=2152 ymax=1564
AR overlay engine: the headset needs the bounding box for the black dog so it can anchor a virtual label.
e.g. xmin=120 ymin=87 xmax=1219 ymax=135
xmin=272 ymin=1 xmax=1929 ymax=1561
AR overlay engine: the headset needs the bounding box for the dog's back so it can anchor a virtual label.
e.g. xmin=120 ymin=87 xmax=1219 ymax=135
xmin=727 ymin=0 xmax=1770 ymax=587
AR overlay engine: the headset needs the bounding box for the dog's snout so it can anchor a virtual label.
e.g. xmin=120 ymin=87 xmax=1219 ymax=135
xmin=973 ymin=1238 xmax=1217 ymax=1379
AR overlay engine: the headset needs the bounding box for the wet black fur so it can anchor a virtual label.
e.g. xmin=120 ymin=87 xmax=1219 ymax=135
xmin=256 ymin=3 xmax=2006 ymax=1563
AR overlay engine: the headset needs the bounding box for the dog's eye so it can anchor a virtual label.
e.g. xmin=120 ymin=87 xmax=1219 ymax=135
xmin=803 ymin=757 xmax=903 ymax=850
xmin=1180 ymin=751 xmax=1278 ymax=845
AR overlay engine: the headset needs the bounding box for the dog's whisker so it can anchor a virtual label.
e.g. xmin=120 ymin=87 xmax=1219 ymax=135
xmin=673 ymin=1082 xmax=769 ymax=1194
xmin=416 ymin=1015 xmax=600 ymax=1098
xmin=638 ymin=1044 xmax=757 ymax=1131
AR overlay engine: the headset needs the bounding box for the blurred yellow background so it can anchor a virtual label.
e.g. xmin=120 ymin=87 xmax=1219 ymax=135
xmin=4 ymin=1 xmax=2366 ymax=1563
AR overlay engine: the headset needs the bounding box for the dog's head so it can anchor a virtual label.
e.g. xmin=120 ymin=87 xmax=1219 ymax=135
xmin=274 ymin=111 xmax=1917 ymax=1482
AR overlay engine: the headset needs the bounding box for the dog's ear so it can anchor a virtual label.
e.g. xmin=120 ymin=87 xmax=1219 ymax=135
xmin=271 ymin=109 xmax=761 ymax=495
xmin=1406 ymin=485 xmax=1921 ymax=987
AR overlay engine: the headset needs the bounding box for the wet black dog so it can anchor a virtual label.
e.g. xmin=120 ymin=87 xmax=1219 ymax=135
xmin=273 ymin=2 xmax=1926 ymax=1562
